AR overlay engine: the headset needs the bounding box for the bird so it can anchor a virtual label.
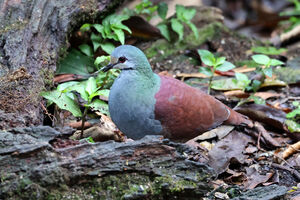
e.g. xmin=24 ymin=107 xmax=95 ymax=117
xmin=102 ymin=45 xmax=252 ymax=141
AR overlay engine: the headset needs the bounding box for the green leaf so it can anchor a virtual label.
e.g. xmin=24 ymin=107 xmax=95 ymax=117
xmin=215 ymin=57 xmax=226 ymax=66
xmin=86 ymin=77 xmax=97 ymax=96
xmin=88 ymin=99 xmax=109 ymax=116
xmin=292 ymin=101 xmax=300 ymax=107
xmin=157 ymin=24 xmax=170 ymax=41
xmin=185 ymin=21 xmax=199 ymax=40
xmin=249 ymin=95 xmax=265 ymax=105
xmin=251 ymin=46 xmax=287 ymax=55
xmin=92 ymin=24 xmax=105 ymax=38
xmin=112 ymin=28 xmax=125 ymax=44
xmin=175 ymin=5 xmax=185 ymax=20
xmin=269 ymin=59 xmax=284 ymax=66
xmin=197 ymin=49 xmax=215 ymax=66
xmin=286 ymin=108 xmax=300 ymax=118
xmin=80 ymin=24 xmax=91 ymax=32
xmin=100 ymin=42 xmax=115 ymax=54
xmin=112 ymin=23 xmax=131 ymax=34
xmin=251 ymin=80 xmax=261 ymax=93
xmin=251 ymin=54 xmax=270 ymax=65
xmin=211 ymin=78 xmax=243 ymax=90
xmin=171 ymin=18 xmax=184 ymax=41
xmin=235 ymin=73 xmax=251 ymax=89
xmin=57 ymin=81 xmax=79 ymax=92
xmin=198 ymin=67 xmax=213 ymax=77
xmin=91 ymin=33 xmax=102 ymax=52
xmin=182 ymin=7 xmax=196 ymax=21
xmin=41 ymin=90 xmax=82 ymax=117
xmin=285 ymin=119 xmax=300 ymax=133
xmin=65 ymin=82 xmax=89 ymax=101
xmin=94 ymin=56 xmax=110 ymax=67
xmin=157 ymin=2 xmax=168 ymax=19
xmin=262 ymin=67 xmax=273 ymax=77
xmin=56 ymin=49 xmax=94 ymax=75
xmin=216 ymin=61 xmax=235 ymax=71
xmin=79 ymin=44 xmax=93 ymax=57
xmin=89 ymin=89 xmax=110 ymax=100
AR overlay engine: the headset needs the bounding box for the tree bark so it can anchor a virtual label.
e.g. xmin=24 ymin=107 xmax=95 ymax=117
xmin=0 ymin=0 xmax=121 ymax=129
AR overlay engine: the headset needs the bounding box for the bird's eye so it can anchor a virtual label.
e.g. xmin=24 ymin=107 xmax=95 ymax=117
xmin=118 ymin=56 xmax=127 ymax=63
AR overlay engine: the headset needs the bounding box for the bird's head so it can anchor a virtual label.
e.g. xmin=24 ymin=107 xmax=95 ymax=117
xmin=101 ymin=45 xmax=152 ymax=73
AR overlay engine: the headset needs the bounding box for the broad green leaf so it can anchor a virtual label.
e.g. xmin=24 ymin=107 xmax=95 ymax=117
xmin=41 ymin=90 xmax=82 ymax=117
xmin=91 ymin=32 xmax=101 ymax=42
xmin=79 ymin=44 xmax=93 ymax=57
xmin=186 ymin=21 xmax=199 ymax=39
xmin=100 ymin=42 xmax=115 ymax=54
xmin=86 ymin=77 xmax=97 ymax=96
xmin=269 ymin=59 xmax=284 ymax=66
xmin=286 ymin=108 xmax=300 ymax=118
xmin=112 ymin=23 xmax=131 ymax=34
xmin=198 ymin=67 xmax=213 ymax=77
xmin=197 ymin=49 xmax=215 ymax=66
xmin=235 ymin=72 xmax=250 ymax=84
xmin=249 ymin=95 xmax=265 ymax=105
xmin=251 ymin=46 xmax=287 ymax=55
xmin=251 ymin=80 xmax=261 ymax=93
xmin=91 ymin=33 xmax=102 ymax=51
xmin=182 ymin=7 xmax=196 ymax=21
xmin=217 ymin=61 xmax=235 ymax=71
xmin=252 ymin=54 xmax=270 ymax=65
xmin=211 ymin=78 xmax=243 ymax=90
xmin=80 ymin=24 xmax=91 ymax=32
xmin=65 ymin=82 xmax=89 ymax=101
xmin=175 ymin=5 xmax=185 ymax=20
xmin=92 ymin=24 xmax=105 ymax=37
xmin=292 ymin=101 xmax=300 ymax=107
xmin=94 ymin=56 xmax=110 ymax=67
xmin=158 ymin=2 xmax=168 ymax=19
xmin=88 ymin=99 xmax=109 ymax=116
xmin=112 ymin=28 xmax=125 ymax=44
xmin=171 ymin=18 xmax=184 ymax=41
xmin=157 ymin=24 xmax=170 ymax=41
xmin=262 ymin=67 xmax=273 ymax=77
xmin=57 ymin=81 xmax=79 ymax=92
xmin=92 ymin=41 xmax=101 ymax=52
xmin=56 ymin=49 xmax=94 ymax=75
xmin=285 ymin=119 xmax=300 ymax=133
xmin=89 ymin=89 xmax=110 ymax=100
xmin=215 ymin=57 xmax=226 ymax=66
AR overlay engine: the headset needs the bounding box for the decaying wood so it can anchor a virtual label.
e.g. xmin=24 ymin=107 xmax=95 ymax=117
xmin=0 ymin=126 xmax=214 ymax=199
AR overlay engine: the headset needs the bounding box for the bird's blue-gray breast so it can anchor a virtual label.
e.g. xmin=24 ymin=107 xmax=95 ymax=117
xmin=108 ymin=70 xmax=163 ymax=139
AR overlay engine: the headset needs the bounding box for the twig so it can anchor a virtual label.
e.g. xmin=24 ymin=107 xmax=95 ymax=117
xmin=254 ymin=122 xmax=280 ymax=148
xmin=40 ymin=102 xmax=56 ymax=123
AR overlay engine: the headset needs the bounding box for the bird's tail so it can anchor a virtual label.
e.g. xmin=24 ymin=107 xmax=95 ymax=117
xmin=225 ymin=106 xmax=253 ymax=128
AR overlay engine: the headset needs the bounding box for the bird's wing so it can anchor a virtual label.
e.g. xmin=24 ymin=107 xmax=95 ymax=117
xmin=154 ymin=75 xmax=231 ymax=140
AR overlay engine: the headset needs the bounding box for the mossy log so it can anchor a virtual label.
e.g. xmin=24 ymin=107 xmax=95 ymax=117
xmin=0 ymin=126 xmax=214 ymax=199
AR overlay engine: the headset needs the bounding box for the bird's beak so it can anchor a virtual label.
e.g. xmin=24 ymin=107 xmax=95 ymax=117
xmin=101 ymin=63 xmax=117 ymax=72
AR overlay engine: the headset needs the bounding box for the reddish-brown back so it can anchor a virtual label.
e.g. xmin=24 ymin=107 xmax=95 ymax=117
xmin=154 ymin=75 xmax=251 ymax=140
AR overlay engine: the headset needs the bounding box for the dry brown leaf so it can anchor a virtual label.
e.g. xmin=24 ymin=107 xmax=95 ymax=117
xmin=282 ymin=141 xmax=300 ymax=159
xmin=233 ymin=66 xmax=256 ymax=73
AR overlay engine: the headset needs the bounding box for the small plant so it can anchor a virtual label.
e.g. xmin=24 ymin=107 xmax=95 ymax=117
xmin=280 ymin=0 xmax=300 ymax=31
xmin=197 ymin=49 xmax=236 ymax=94
xmin=285 ymin=101 xmax=300 ymax=133
xmin=170 ymin=5 xmax=198 ymax=41
xmin=134 ymin=0 xmax=158 ymax=21
xmin=80 ymin=13 xmax=132 ymax=55
xmin=233 ymin=72 xmax=265 ymax=107
xmin=41 ymin=56 xmax=119 ymax=138
xmin=251 ymin=54 xmax=284 ymax=78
